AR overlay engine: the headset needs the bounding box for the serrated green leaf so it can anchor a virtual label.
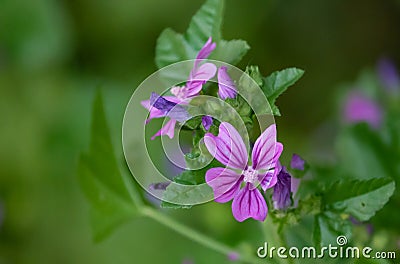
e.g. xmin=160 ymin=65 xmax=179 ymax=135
xmin=263 ymin=68 xmax=304 ymax=101
xmin=161 ymin=180 xmax=213 ymax=209
xmin=155 ymin=28 xmax=190 ymax=69
xmin=324 ymin=178 xmax=395 ymax=221
xmin=245 ymin=65 xmax=264 ymax=87
xmin=161 ymin=153 xmax=222 ymax=209
xmin=78 ymin=91 xmax=139 ymax=242
xmin=155 ymin=0 xmax=249 ymax=71
xmin=210 ymin=39 xmax=250 ymax=65
xmin=313 ymin=212 xmax=352 ymax=248
xmin=185 ymin=0 xmax=223 ymax=49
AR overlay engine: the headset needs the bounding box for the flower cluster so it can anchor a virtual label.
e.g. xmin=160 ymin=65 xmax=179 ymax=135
xmin=141 ymin=37 xmax=236 ymax=140
xmin=141 ymin=38 xmax=296 ymax=222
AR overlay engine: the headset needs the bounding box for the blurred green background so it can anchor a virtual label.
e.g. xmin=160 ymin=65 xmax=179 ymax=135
xmin=1 ymin=0 xmax=399 ymax=263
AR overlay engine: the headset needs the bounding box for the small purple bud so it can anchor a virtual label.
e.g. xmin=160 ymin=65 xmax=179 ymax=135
xmin=290 ymin=154 xmax=305 ymax=171
xmin=377 ymin=58 xmax=399 ymax=92
xmin=227 ymin=251 xmax=240 ymax=262
xmin=150 ymin=92 xmax=190 ymax=122
xmin=343 ymin=91 xmax=383 ymax=129
xmin=202 ymin=116 xmax=213 ymax=130
xmin=272 ymin=167 xmax=292 ymax=210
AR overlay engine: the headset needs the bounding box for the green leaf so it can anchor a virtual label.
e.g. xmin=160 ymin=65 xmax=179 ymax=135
xmin=245 ymin=65 xmax=264 ymax=87
xmin=155 ymin=28 xmax=190 ymax=69
xmin=324 ymin=178 xmax=395 ymax=221
xmin=155 ymin=0 xmax=249 ymax=70
xmin=161 ymin=179 xmax=213 ymax=209
xmin=78 ymin=91 xmax=140 ymax=242
xmin=262 ymin=68 xmax=304 ymax=115
xmin=263 ymin=68 xmax=305 ymax=101
xmin=313 ymin=212 xmax=352 ymax=248
xmin=210 ymin=39 xmax=250 ymax=65
xmin=185 ymin=0 xmax=223 ymax=49
xmin=161 ymin=153 xmax=222 ymax=209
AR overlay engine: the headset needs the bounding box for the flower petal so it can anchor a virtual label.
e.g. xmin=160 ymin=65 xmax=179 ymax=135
xmin=151 ymin=119 xmax=176 ymax=140
xmin=218 ymin=66 xmax=237 ymax=100
xmin=141 ymin=99 xmax=166 ymax=123
xmin=186 ymin=63 xmax=217 ymax=97
xmin=290 ymin=154 xmax=305 ymax=171
xmin=232 ymin=184 xmax=268 ymax=222
xmin=150 ymin=92 xmax=190 ymax=122
xmin=204 ymin=122 xmax=248 ymax=169
xmin=272 ymin=167 xmax=292 ymax=210
xmin=251 ymin=124 xmax=283 ymax=171
xmin=205 ymin=167 xmax=242 ymax=203
xmin=195 ymin=37 xmax=216 ymax=61
xmin=259 ymin=161 xmax=281 ymax=191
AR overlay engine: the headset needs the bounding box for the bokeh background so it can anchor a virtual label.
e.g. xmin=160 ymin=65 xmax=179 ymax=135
xmin=1 ymin=0 xmax=400 ymax=263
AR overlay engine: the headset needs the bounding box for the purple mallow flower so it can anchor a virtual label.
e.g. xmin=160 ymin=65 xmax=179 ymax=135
xmin=272 ymin=154 xmax=305 ymax=210
xmin=377 ymin=58 xmax=399 ymax=92
xmin=141 ymin=93 xmax=190 ymax=140
xmin=202 ymin=115 xmax=213 ymax=130
xmin=142 ymin=38 xmax=217 ymax=140
xmin=150 ymin=92 xmax=190 ymax=123
xmin=272 ymin=166 xmax=292 ymax=210
xmin=217 ymin=66 xmax=237 ymax=100
xmin=171 ymin=37 xmax=217 ymax=100
xmin=291 ymin=153 xmax=305 ymax=171
xmin=204 ymin=122 xmax=283 ymax=222
xmin=343 ymin=91 xmax=382 ymax=129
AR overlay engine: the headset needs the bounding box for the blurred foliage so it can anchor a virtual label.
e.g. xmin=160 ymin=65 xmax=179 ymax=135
xmin=1 ymin=0 xmax=400 ymax=263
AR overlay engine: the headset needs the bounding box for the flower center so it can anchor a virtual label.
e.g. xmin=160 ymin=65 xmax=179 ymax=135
xmin=243 ymin=166 xmax=258 ymax=184
xmin=171 ymin=86 xmax=187 ymax=100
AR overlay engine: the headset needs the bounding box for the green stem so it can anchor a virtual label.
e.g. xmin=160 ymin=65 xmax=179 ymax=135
xmin=141 ymin=206 xmax=263 ymax=264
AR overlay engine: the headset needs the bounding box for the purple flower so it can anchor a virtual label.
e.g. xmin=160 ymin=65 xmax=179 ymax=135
xmin=272 ymin=154 xmax=305 ymax=210
xmin=377 ymin=58 xmax=399 ymax=92
xmin=172 ymin=37 xmax=217 ymax=100
xmin=272 ymin=166 xmax=292 ymax=210
xmin=204 ymin=122 xmax=283 ymax=222
xmin=150 ymin=92 xmax=190 ymax=123
xmin=343 ymin=91 xmax=383 ymax=129
xmin=141 ymin=95 xmax=182 ymax=140
xmin=202 ymin=115 xmax=213 ymax=130
xmin=290 ymin=153 xmax=305 ymax=171
xmin=217 ymin=66 xmax=237 ymax=100
xmin=142 ymin=38 xmax=217 ymax=140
